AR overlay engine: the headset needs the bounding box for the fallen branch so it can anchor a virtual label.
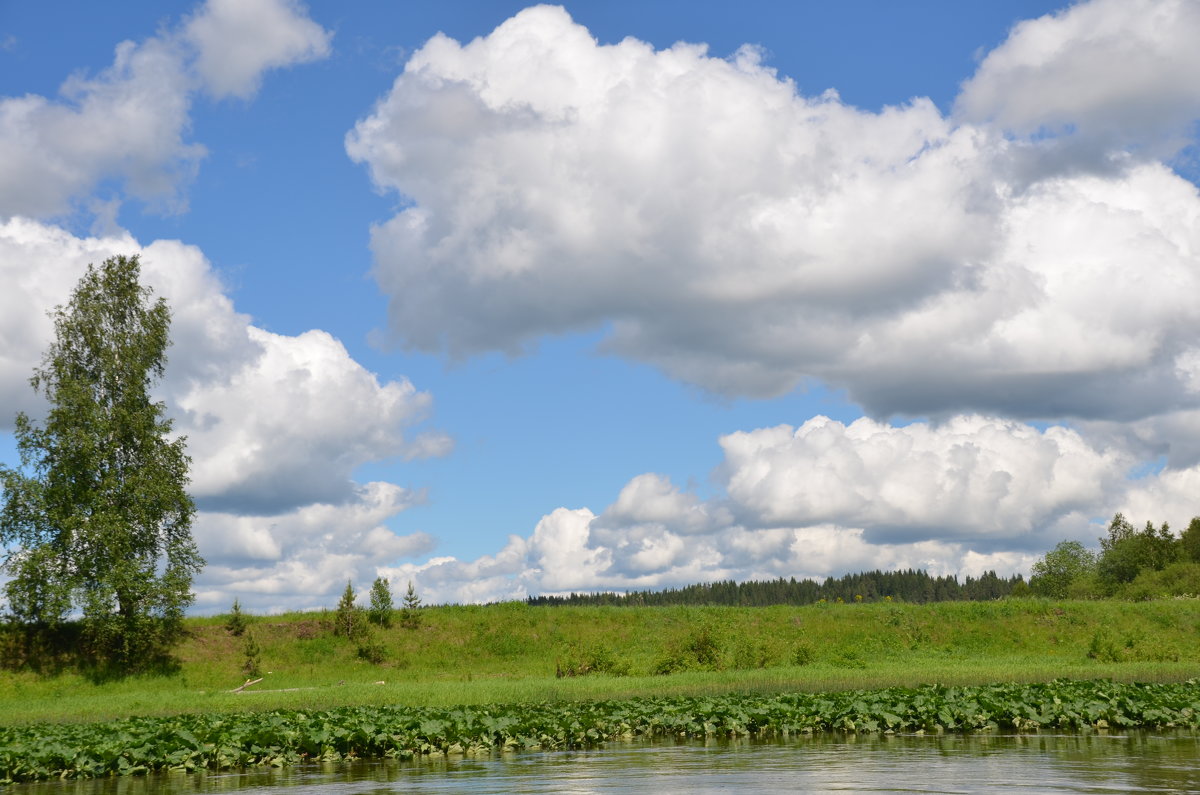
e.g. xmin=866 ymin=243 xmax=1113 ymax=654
xmin=228 ymin=680 xmax=387 ymax=694
xmin=227 ymin=677 xmax=263 ymax=693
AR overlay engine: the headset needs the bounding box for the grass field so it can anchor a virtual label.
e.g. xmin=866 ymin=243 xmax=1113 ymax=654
xmin=2 ymin=598 xmax=1198 ymax=725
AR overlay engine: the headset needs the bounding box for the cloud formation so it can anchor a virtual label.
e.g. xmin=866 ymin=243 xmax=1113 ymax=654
xmin=957 ymin=0 xmax=1200 ymax=157
xmin=192 ymin=481 xmax=433 ymax=614
xmin=348 ymin=4 xmax=1200 ymax=435
xmin=184 ymin=0 xmax=332 ymax=99
xmin=0 ymin=0 xmax=332 ymax=218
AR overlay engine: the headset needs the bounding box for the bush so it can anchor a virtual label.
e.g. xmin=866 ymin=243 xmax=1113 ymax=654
xmin=831 ymin=647 xmax=868 ymax=669
xmin=730 ymin=637 xmax=772 ymax=670
xmin=1119 ymin=562 xmax=1200 ymax=600
xmin=653 ymin=623 xmax=724 ymax=675
xmin=792 ymin=640 xmax=816 ymax=666
xmin=557 ymin=642 xmax=630 ymax=677
xmin=356 ymin=630 xmax=389 ymax=665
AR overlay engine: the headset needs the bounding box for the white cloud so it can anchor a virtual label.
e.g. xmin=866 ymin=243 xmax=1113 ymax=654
xmin=0 ymin=0 xmax=331 ymax=220
xmin=176 ymin=325 xmax=439 ymax=513
xmin=0 ymin=218 xmax=444 ymax=613
xmin=1117 ymin=465 xmax=1200 ymax=533
xmin=957 ymin=0 xmax=1200 ymax=158
xmin=347 ymin=4 xmax=1200 ymax=427
xmin=718 ymin=416 xmax=1122 ymax=546
xmin=192 ymin=481 xmax=433 ymax=614
xmin=184 ymin=0 xmax=332 ymax=100
xmin=0 ymin=37 xmax=201 ymax=218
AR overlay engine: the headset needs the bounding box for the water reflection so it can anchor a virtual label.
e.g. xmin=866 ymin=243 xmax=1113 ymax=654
xmin=11 ymin=732 xmax=1200 ymax=794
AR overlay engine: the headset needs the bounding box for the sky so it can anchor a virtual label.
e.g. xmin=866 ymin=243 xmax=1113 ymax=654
xmin=2 ymin=0 xmax=1200 ymax=613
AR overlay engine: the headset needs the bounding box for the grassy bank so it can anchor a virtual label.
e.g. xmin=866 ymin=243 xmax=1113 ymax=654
xmin=2 ymin=599 xmax=1198 ymax=725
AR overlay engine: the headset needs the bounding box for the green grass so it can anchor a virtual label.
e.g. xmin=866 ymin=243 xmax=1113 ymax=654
xmin=2 ymin=598 xmax=1198 ymax=725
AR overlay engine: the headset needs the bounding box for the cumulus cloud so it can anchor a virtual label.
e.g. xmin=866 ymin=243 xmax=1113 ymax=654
xmin=956 ymin=0 xmax=1200 ymax=158
xmin=0 ymin=37 xmax=201 ymax=218
xmin=718 ymin=416 xmax=1122 ymax=546
xmin=0 ymin=219 xmax=444 ymax=611
xmin=347 ymin=4 xmax=1200 ymax=432
xmin=192 ymin=481 xmax=433 ymax=614
xmin=184 ymin=0 xmax=332 ymax=99
xmin=0 ymin=0 xmax=331 ymax=219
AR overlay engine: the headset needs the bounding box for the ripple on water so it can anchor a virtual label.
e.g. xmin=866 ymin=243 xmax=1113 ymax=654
xmin=9 ymin=731 xmax=1200 ymax=795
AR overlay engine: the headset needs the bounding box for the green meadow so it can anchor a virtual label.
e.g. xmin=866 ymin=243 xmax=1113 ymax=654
xmin=3 ymin=598 xmax=1198 ymax=725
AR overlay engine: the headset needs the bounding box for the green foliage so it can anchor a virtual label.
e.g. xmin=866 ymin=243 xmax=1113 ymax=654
xmin=5 ymin=679 xmax=1200 ymax=782
xmin=368 ymin=577 xmax=394 ymax=628
xmin=334 ymin=582 xmax=364 ymax=639
xmin=1097 ymin=514 xmax=1181 ymax=593
xmin=557 ymin=642 xmax=631 ymax=677
xmin=225 ymin=599 xmax=248 ymax=637
xmin=1181 ymin=517 xmax=1200 ymax=564
xmin=1087 ymin=628 xmax=1181 ymax=663
xmin=400 ymin=581 xmax=422 ymax=629
xmin=729 ymin=636 xmax=773 ymax=670
xmin=654 ymin=623 xmax=725 ymax=674
xmin=1119 ymin=562 xmax=1200 ymax=600
xmin=1029 ymin=541 xmax=1097 ymax=598
xmin=791 ymin=640 xmax=815 ymax=666
xmin=355 ymin=629 xmax=389 ymax=665
xmin=241 ymin=632 xmax=262 ymax=678
xmin=0 ymin=255 xmax=202 ymax=672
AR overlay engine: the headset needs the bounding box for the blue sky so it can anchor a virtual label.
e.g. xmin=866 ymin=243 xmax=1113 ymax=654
xmin=2 ymin=0 xmax=1199 ymax=611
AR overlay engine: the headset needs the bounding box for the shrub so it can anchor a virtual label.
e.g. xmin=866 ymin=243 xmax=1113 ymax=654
xmin=356 ymin=630 xmax=389 ymax=665
xmin=730 ymin=637 xmax=772 ymax=670
xmin=557 ymin=642 xmax=631 ymax=677
xmin=792 ymin=640 xmax=816 ymax=666
xmin=653 ymin=623 xmax=725 ymax=675
xmin=831 ymin=647 xmax=867 ymax=669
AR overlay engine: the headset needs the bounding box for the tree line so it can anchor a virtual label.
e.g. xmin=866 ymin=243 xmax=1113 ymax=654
xmin=526 ymin=568 xmax=1022 ymax=608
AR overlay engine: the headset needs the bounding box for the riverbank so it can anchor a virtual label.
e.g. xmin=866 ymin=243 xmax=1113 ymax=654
xmin=2 ymin=599 xmax=1198 ymax=725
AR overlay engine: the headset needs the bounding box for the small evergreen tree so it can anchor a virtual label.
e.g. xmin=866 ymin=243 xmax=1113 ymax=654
xmin=368 ymin=577 xmax=394 ymax=628
xmin=225 ymin=598 xmax=248 ymax=636
xmin=334 ymin=581 xmax=362 ymax=638
xmin=400 ymin=581 xmax=422 ymax=629
xmin=241 ymin=632 xmax=261 ymax=677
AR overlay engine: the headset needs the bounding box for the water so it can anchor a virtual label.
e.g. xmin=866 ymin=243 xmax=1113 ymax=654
xmin=11 ymin=732 xmax=1200 ymax=794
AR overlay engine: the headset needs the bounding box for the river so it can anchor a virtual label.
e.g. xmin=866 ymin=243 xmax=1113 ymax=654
xmin=9 ymin=731 xmax=1199 ymax=794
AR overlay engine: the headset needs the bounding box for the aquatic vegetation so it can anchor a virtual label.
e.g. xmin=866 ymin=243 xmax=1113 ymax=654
xmin=2 ymin=678 xmax=1198 ymax=783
